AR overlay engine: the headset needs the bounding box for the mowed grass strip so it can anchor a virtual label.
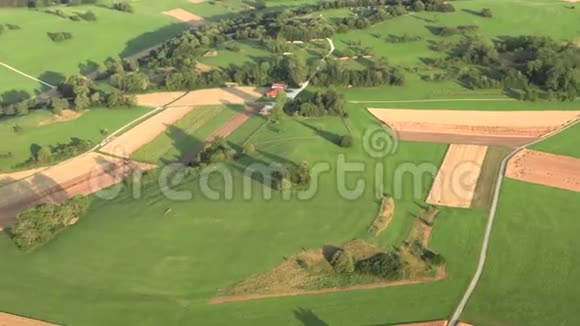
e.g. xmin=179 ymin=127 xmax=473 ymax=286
xmin=464 ymin=180 xmax=580 ymax=326
xmin=470 ymin=146 xmax=512 ymax=210
xmin=131 ymin=105 xmax=242 ymax=163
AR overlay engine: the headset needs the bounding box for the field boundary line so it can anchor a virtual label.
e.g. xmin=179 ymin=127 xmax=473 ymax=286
xmin=0 ymin=62 xmax=56 ymax=89
xmin=350 ymin=98 xmax=580 ymax=104
xmin=448 ymin=117 xmax=580 ymax=326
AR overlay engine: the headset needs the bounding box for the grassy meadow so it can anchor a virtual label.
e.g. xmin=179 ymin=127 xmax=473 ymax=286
xmin=531 ymin=123 xmax=580 ymax=158
xmin=0 ymin=107 xmax=151 ymax=173
xmin=463 ymin=180 xmax=580 ymax=326
xmin=0 ymin=103 xmax=488 ymax=325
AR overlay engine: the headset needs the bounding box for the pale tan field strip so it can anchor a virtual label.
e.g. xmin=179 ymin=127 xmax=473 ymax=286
xmin=104 ymin=88 xmax=264 ymax=158
xmin=162 ymin=8 xmax=204 ymax=25
xmin=0 ymin=312 xmax=58 ymax=326
xmin=136 ymin=87 xmax=264 ymax=108
xmin=100 ymin=106 xmax=194 ymax=157
xmin=369 ymin=109 xmax=580 ymax=146
xmin=506 ymin=149 xmax=580 ymax=192
xmin=0 ymin=167 xmax=45 ymax=184
xmin=0 ymin=153 xmax=153 ymax=230
xmin=427 ymin=144 xmax=488 ymax=208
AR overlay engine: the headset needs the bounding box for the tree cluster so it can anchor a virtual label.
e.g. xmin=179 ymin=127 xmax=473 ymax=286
xmin=272 ymin=161 xmax=311 ymax=190
xmin=355 ymin=251 xmax=405 ymax=280
xmin=19 ymin=137 xmax=92 ymax=168
xmin=112 ymin=1 xmax=133 ymax=13
xmin=430 ymin=36 xmax=579 ymax=101
xmin=285 ymin=89 xmax=345 ymax=117
xmin=196 ymin=137 xmax=236 ymax=165
xmin=10 ymin=196 xmax=90 ymax=251
xmin=311 ymin=58 xmax=405 ymax=87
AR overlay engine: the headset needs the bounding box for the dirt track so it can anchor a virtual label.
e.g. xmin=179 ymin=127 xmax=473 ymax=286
xmin=0 ymin=153 xmax=153 ymax=230
xmin=209 ymin=268 xmax=446 ymax=304
xmin=162 ymin=8 xmax=204 ymax=25
xmin=427 ymin=145 xmax=488 ymax=208
xmin=370 ymin=109 xmax=580 ymax=145
xmin=506 ymin=149 xmax=580 ymax=192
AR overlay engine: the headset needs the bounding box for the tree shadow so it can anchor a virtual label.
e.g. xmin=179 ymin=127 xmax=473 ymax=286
xmin=409 ymin=14 xmax=436 ymax=24
xmin=119 ymin=23 xmax=190 ymax=59
xmin=78 ymin=60 xmax=101 ymax=77
xmin=321 ymin=245 xmax=341 ymax=264
xmin=293 ymin=308 xmax=328 ymax=326
xmin=37 ymin=71 xmax=66 ymax=88
xmin=162 ymin=124 xmax=205 ymax=165
xmin=1 ymin=90 xmax=31 ymax=104
xmin=462 ymin=8 xmax=483 ymax=17
xmin=296 ymin=119 xmax=339 ymax=146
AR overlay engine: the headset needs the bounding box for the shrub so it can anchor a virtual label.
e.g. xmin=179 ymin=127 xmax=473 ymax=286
xmin=47 ymin=32 xmax=73 ymax=42
xmin=51 ymin=97 xmax=70 ymax=113
xmin=197 ymin=137 xmax=236 ymax=164
xmin=330 ymin=249 xmax=354 ymax=273
xmin=338 ymin=134 xmax=353 ymax=148
xmin=10 ymin=196 xmax=90 ymax=251
xmin=112 ymin=2 xmax=134 ymax=13
xmin=355 ymin=251 xmax=404 ymax=280
xmin=481 ymin=8 xmax=493 ymax=18
xmin=79 ymin=10 xmax=97 ymax=21
xmin=5 ymin=23 xmax=21 ymax=30
xmin=242 ymin=143 xmax=255 ymax=155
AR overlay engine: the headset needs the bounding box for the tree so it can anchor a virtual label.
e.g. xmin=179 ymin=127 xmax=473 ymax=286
xmin=51 ymin=97 xmax=69 ymax=113
xmin=242 ymin=143 xmax=255 ymax=155
xmin=15 ymin=102 xmax=29 ymax=115
xmin=269 ymin=91 xmax=287 ymax=123
xmin=339 ymin=135 xmax=353 ymax=148
xmin=286 ymin=56 xmax=307 ymax=87
xmin=413 ymin=0 xmax=425 ymax=12
xmin=36 ymin=147 xmax=52 ymax=163
xmin=330 ymin=249 xmax=354 ymax=273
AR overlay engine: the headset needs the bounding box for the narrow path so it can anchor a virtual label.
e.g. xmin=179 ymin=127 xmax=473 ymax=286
xmin=0 ymin=62 xmax=56 ymax=89
xmin=448 ymin=118 xmax=580 ymax=326
xmin=286 ymin=38 xmax=335 ymax=99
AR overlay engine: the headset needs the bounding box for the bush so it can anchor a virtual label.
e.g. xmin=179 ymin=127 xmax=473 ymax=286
xmin=481 ymin=8 xmax=493 ymax=18
xmin=242 ymin=143 xmax=255 ymax=155
xmin=79 ymin=10 xmax=97 ymax=21
xmin=10 ymin=196 xmax=90 ymax=251
xmin=197 ymin=137 xmax=236 ymax=164
xmin=338 ymin=134 xmax=353 ymax=148
xmin=355 ymin=251 xmax=404 ymax=280
xmin=112 ymin=1 xmax=134 ymax=13
xmin=330 ymin=249 xmax=354 ymax=273
xmin=47 ymin=32 xmax=73 ymax=42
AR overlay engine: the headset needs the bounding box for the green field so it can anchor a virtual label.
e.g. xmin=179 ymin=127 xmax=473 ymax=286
xmin=463 ymin=180 xmax=580 ymax=326
xmin=131 ymin=105 xmax=244 ymax=164
xmin=0 ymin=104 xmax=488 ymax=325
xmin=531 ymin=123 xmax=580 ymax=158
xmin=0 ymin=107 xmax=151 ymax=173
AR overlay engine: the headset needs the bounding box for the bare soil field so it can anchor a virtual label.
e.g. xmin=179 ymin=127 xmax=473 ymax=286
xmin=195 ymin=61 xmax=214 ymax=73
xmin=38 ymin=109 xmax=82 ymax=126
xmin=136 ymin=87 xmax=263 ymax=108
xmin=162 ymin=8 xmax=204 ymax=25
xmin=369 ymin=109 xmax=580 ymax=145
xmin=0 ymin=312 xmax=57 ymax=326
xmin=100 ymin=106 xmax=194 ymax=157
xmin=506 ymin=149 xmax=580 ymax=192
xmin=189 ymin=0 xmax=206 ymax=3
xmin=427 ymin=145 xmax=489 ymax=208
xmin=0 ymin=153 xmax=153 ymax=230
xmin=0 ymin=167 xmax=46 ymax=185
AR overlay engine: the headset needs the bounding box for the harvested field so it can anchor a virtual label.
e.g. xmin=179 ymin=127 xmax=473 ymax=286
xmin=506 ymin=149 xmax=580 ymax=192
xmin=162 ymin=8 xmax=204 ymax=25
xmin=369 ymin=196 xmax=395 ymax=235
xmin=189 ymin=0 xmax=206 ymax=3
xmin=38 ymin=109 xmax=81 ymax=126
xmin=426 ymin=145 xmax=488 ymax=208
xmin=100 ymin=106 xmax=194 ymax=157
xmin=0 ymin=153 xmax=153 ymax=230
xmin=136 ymin=87 xmax=263 ymax=108
xmin=369 ymin=109 xmax=580 ymax=145
xmin=0 ymin=167 xmax=46 ymax=185
xmin=0 ymin=312 xmax=57 ymax=326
